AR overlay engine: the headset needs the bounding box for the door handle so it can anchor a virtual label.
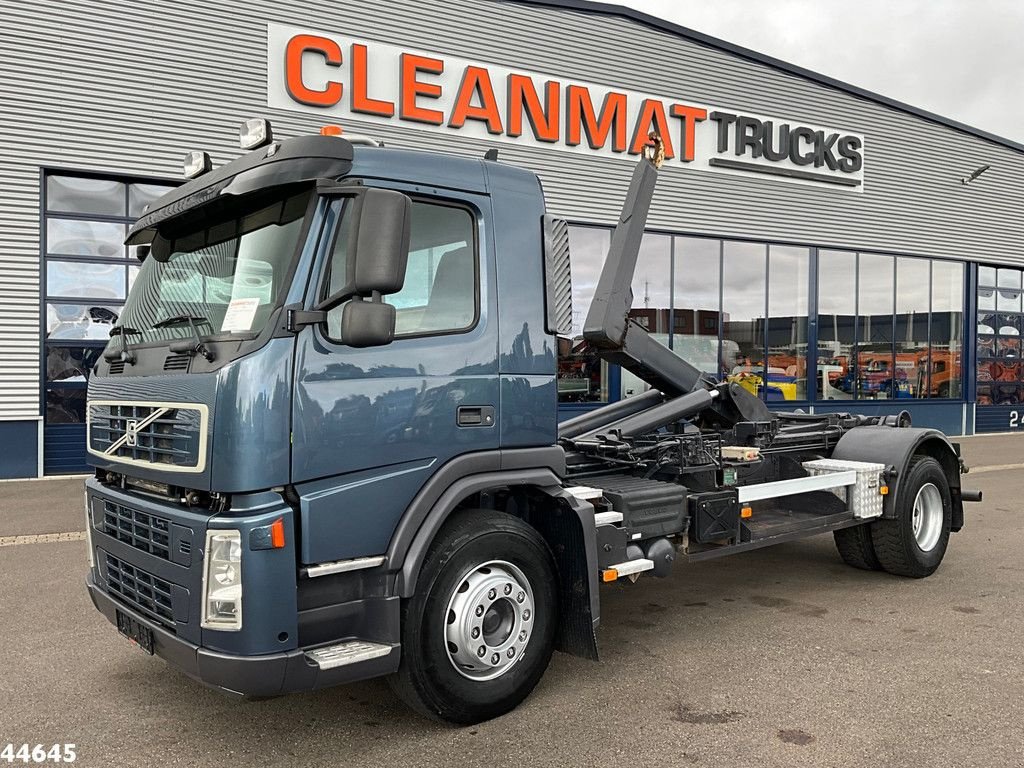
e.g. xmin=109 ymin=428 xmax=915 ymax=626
xmin=457 ymin=405 xmax=495 ymax=427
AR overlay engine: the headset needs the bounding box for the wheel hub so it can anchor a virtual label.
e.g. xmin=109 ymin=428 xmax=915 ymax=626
xmin=911 ymin=482 xmax=943 ymax=552
xmin=444 ymin=560 xmax=534 ymax=681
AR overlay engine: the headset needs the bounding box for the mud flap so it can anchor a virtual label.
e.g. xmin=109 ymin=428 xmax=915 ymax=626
xmin=533 ymin=486 xmax=600 ymax=661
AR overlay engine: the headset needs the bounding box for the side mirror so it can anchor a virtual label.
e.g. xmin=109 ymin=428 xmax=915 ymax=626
xmin=318 ymin=187 xmax=412 ymax=311
xmin=349 ymin=187 xmax=412 ymax=295
xmin=341 ymin=300 xmax=396 ymax=347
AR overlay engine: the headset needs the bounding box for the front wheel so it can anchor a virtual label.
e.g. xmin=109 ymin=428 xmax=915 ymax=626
xmin=389 ymin=510 xmax=558 ymax=724
xmin=870 ymin=456 xmax=952 ymax=578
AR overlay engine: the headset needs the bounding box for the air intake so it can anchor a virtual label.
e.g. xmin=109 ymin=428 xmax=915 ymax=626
xmin=108 ymin=361 xmax=125 ymax=375
xmin=163 ymin=354 xmax=190 ymax=372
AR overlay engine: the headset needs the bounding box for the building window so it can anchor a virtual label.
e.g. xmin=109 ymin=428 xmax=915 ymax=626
xmin=977 ymin=266 xmax=1020 ymax=405
xmin=767 ymin=245 xmax=810 ymax=401
xmin=721 ymin=242 xmax=768 ymax=396
xmin=558 ymin=222 xmax=965 ymax=410
xmin=559 ymin=226 xmax=611 ymax=403
xmin=42 ymin=173 xmax=176 ymax=454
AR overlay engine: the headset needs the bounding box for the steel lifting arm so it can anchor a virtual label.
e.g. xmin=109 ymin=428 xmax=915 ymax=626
xmin=572 ymin=135 xmax=773 ymax=437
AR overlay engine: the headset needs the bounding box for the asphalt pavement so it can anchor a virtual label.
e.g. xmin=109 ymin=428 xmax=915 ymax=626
xmin=1 ymin=434 xmax=1022 ymax=767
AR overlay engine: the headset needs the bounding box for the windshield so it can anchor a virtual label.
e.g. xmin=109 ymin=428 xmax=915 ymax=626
xmin=113 ymin=188 xmax=312 ymax=345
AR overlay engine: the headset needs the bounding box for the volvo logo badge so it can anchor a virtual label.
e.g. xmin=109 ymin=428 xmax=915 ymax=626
xmin=125 ymin=420 xmax=139 ymax=448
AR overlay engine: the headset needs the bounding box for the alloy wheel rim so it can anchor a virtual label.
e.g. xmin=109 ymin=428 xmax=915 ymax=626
xmin=444 ymin=560 xmax=535 ymax=681
xmin=911 ymin=482 xmax=943 ymax=552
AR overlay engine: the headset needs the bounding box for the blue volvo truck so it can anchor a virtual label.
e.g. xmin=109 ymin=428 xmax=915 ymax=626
xmin=84 ymin=120 xmax=981 ymax=723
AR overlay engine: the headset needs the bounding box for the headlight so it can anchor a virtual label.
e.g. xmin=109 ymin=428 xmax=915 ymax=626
xmin=84 ymin=490 xmax=94 ymax=569
xmin=201 ymin=529 xmax=243 ymax=631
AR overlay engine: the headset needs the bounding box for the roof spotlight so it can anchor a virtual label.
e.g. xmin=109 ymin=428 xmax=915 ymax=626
xmin=183 ymin=150 xmax=212 ymax=179
xmin=240 ymin=117 xmax=274 ymax=150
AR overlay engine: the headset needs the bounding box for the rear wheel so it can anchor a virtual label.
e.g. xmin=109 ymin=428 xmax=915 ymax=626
xmin=833 ymin=524 xmax=881 ymax=570
xmin=870 ymin=456 xmax=952 ymax=578
xmin=389 ymin=510 xmax=558 ymax=724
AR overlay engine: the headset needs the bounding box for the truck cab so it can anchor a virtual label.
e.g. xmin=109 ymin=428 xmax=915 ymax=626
xmin=85 ymin=123 xmax=976 ymax=724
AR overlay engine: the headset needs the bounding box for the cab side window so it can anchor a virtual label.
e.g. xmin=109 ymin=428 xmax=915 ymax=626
xmin=325 ymin=198 xmax=477 ymax=341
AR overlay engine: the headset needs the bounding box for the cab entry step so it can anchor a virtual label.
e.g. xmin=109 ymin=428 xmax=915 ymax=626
xmin=306 ymin=640 xmax=392 ymax=670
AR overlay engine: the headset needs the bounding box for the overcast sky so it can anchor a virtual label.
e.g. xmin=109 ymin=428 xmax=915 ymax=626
xmin=620 ymin=0 xmax=1024 ymax=144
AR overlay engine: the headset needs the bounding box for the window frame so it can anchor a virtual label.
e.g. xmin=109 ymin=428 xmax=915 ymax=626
xmin=319 ymin=193 xmax=482 ymax=344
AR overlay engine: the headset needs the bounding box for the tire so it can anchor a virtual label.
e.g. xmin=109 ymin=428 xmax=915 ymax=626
xmin=870 ymin=456 xmax=952 ymax=578
xmin=389 ymin=510 xmax=558 ymax=724
xmin=833 ymin=524 xmax=881 ymax=570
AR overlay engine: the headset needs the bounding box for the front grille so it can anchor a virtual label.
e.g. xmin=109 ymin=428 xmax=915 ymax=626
xmin=88 ymin=401 xmax=205 ymax=471
xmin=105 ymin=553 xmax=176 ymax=629
xmin=102 ymin=500 xmax=171 ymax=560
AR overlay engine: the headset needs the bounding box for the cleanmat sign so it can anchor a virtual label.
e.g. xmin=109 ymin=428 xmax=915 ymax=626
xmin=267 ymin=23 xmax=865 ymax=190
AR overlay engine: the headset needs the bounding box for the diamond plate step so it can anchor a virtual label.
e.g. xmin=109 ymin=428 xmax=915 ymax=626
xmin=306 ymin=640 xmax=392 ymax=670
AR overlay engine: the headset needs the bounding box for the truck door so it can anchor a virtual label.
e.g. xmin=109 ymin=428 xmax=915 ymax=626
xmin=291 ymin=189 xmax=499 ymax=564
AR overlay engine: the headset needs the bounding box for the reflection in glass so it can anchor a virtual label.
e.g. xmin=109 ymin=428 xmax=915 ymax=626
xmin=46 ymin=303 xmax=121 ymax=339
xmin=129 ymin=183 xmax=176 ymax=217
xmin=767 ymin=245 xmax=808 ymax=400
xmin=929 ymin=261 xmax=963 ymax=398
xmin=562 ymin=226 xmax=612 ymax=403
xmin=896 ymin=257 xmax=930 ymax=398
xmin=722 ymin=242 xmax=766 ymax=397
xmin=46 ymin=347 xmax=104 ymax=383
xmin=567 ymin=226 xmax=610 ymax=339
xmin=47 ymin=261 xmax=126 ymax=300
xmin=47 ymin=219 xmax=125 ymax=259
xmin=46 ymin=176 xmax=125 ymax=216
xmin=858 ymin=253 xmax=896 ymax=399
xmin=629 ymin=233 xmax=671 ymax=324
xmin=817 ymin=250 xmax=856 ymax=400
xmin=673 ymin=237 xmax=721 ymax=379
xmin=45 ymin=387 xmax=88 ymax=424
xmin=623 ymin=234 xmax=672 ymax=398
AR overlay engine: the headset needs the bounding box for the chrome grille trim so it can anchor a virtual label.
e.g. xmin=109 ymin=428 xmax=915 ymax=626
xmin=86 ymin=400 xmax=209 ymax=473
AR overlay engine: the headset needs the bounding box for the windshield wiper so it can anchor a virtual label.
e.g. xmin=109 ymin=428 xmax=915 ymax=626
xmin=153 ymin=314 xmax=216 ymax=362
xmin=104 ymin=326 xmax=142 ymax=364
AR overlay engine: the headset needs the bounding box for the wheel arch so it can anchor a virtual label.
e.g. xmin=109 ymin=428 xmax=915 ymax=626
xmin=387 ymin=449 xmax=601 ymax=661
xmin=832 ymin=426 xmax=964 ymax=531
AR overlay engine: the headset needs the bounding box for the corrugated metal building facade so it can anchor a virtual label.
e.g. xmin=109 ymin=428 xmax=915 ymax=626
xmin=2 ymin=0 xmax=1023 ymax=477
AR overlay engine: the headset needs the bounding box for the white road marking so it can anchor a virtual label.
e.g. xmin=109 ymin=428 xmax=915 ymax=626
xmin=0 ymin=531 xmax=87 ymax=547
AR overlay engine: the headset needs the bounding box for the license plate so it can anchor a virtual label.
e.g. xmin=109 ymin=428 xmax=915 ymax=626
xmin=116 ymin=609 xmax=155 ymax=655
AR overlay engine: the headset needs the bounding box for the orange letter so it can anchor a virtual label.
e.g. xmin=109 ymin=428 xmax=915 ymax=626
xmin=670 ymin=104 xmax=708 ymax=162
xmin=630 ymin=99 xmax=676 ymax=158
xmin=400 ymin=53 xmax=444 ymax=125
xmin=351 ymin=44 xmax=394 ymax=117
xmin=449 ymin=66 xmax=504 ymax=134
xmin=566 ymin=86 xmax=628 ymax=152
xmin=507 ymin=75 xmax=560 ymax=142
xmin=284 ymin=34 xmax=343 ymax=107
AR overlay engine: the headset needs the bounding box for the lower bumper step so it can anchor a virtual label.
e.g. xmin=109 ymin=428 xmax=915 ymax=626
xmin=306 ymin=640 xmax=392 ymax=670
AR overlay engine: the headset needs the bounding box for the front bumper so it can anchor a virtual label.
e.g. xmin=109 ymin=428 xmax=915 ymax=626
xmin=88 ymin=574 xmax=400 ymax=697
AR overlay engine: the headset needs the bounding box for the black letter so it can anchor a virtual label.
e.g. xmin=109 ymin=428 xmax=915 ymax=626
xmin=735 ymin=116 xmax=765 ymax=158
xmin=789 ymin=126 xmax=816 ymax=166
xmin=709 ymin=111 xmax=737 ymax=153
xmin=837 ymin=135 xmax=863 ymax=172
xmin=762 ymin=121 xmax=790 ymax=162
xmin=814 ymin=131 xmax=840 ymax=170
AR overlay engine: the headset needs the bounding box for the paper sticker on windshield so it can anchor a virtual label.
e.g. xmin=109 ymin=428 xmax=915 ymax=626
xmin=221 ymin=298 xmax=260 ymax=332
